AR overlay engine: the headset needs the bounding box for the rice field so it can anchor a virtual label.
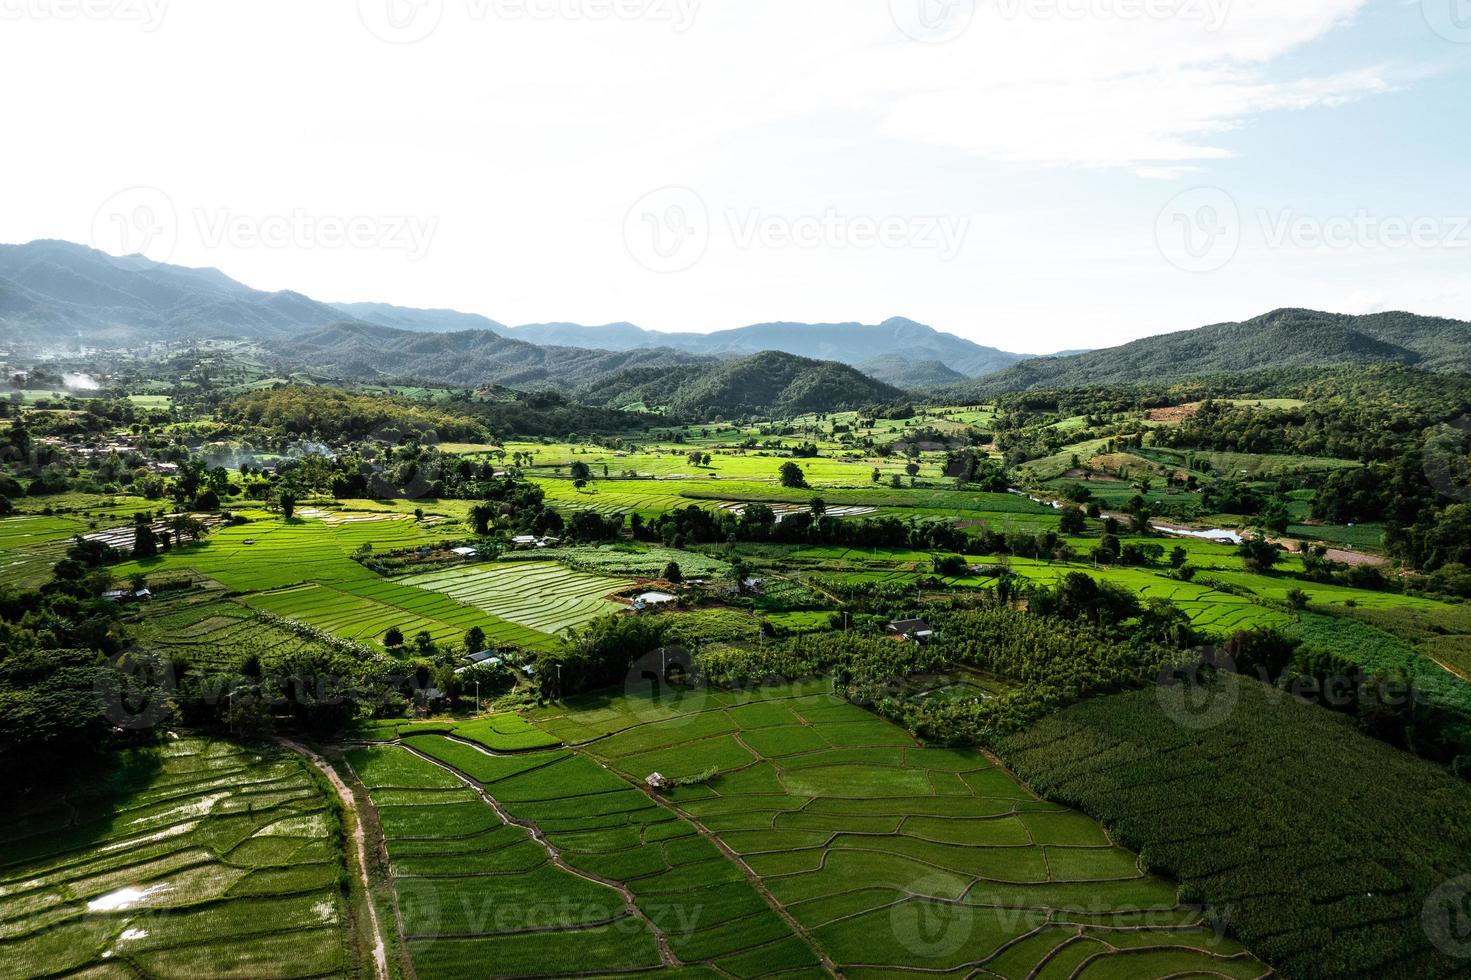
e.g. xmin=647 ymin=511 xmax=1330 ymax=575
xmin=398 ymin=561 xmax=633 ymax=637
xmin=114 ymin=512 xmax=455 ymax=593
xmin=134 ymin=593 xmax=350 ymax=670
xmin=343 ymin=740 xmax=816 ymax=977
xmin=247 ymin=579 xmax=554 ymax=652
xmin=523 ymin=682 xmax=1266 ymax=977
xmin=0 ymin=738 xmax=356 ymax=978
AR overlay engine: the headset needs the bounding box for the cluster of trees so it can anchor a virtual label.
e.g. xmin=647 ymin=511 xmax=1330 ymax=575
xmin=217 ymin=386 xmax=488 ymax=446
xmin=637 ymin=504 xmax=969 ymax=552
xmin=0 ymin=542 xmax=138 ymax=783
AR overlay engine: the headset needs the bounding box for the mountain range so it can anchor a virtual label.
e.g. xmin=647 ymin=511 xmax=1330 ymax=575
xmin=0 ymin=241 xmax=1025 ymax=386
xmin=943 ymin=308 xmax=1471 ymax=399
xmin=332 ymin=306 xmax=1033 ymax=383
xmin=3 ymin=241 xmax=1468 ymax=414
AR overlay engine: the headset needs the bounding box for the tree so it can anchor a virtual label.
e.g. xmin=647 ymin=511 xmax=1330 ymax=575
xmin=779 ymin=462 xmax=807 ymax=488
xmin=663 ymin=561 xmax=683 ymax=584
xmin=570 ymin=461 xmax=592 ymax=482
xmin=469 ymin=503 xmax=495 ymax=536
xmin=731 ymin=559 xmax=753 ymax=595
xmin=871 ymin=468 xmax=881 ymax=483
xmin=810 ymin=498 xmax=827 ymax=517
xmin=384 ymin=626 xmax=405 ymax=648
xmin=413 ymin=631 xmax=437 ymax=657
xmin=278 ymin=491 xmax=296 ymax=520
xmin=1238 ymin=534 xmax=1282 ymax=572
xmin=1169 ymin=546 xmax=1189 ymax=569
xmin=132 ymin=514 xmax=158 ymax=559
xmin=464 ymin=625 xmax=487 ymax=654
xmin=1058 ymin=506 xmax=1087 ymax=535
xmin=905 ymin=462 xmax=921 ymax=479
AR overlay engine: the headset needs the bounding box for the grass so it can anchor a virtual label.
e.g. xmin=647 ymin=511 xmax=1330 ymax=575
xmin=0 ymin=738 xmax=354 ymax=978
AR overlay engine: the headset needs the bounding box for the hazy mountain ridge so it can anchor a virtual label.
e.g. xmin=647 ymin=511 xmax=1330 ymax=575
xmin=0 ymin=240 xmax=353 ymax=343
xmin=581 ymin=350 xmax=905 ymax=417
xmin=335 ymin=303 xmax=1029 ymax=379
xmin=274 ymin=322 xmax=900 ymax=419
xmin=944 ymin=308 xmax=1471 ymax=398
xmin=1 ymin=242 xmax=1021 ymax=385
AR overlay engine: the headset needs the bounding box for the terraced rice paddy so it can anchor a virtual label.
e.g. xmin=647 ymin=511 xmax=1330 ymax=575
xmin=134 ymin=593 xmax=349 ymax=670
xmin=520 ymin=683 xmax=1266 ymax=977
xmin=0 ymin=497 xmax=157 ymax=586
xmin=115 ymin=513 xmax=451 ymax=593
xmin=399 ymin=561 xmax=633 ymax=637
xmin=0 ymin=739 xmax=354 ymax=978
xmin=247 ymin=578 xmax=553 ymax=651
xmin=344 ymin=740 xmax=817 ymax=978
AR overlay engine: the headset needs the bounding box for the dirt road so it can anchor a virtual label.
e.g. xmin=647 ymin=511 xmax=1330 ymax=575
xmin=279 ymin=738 xmax=390 ymax=980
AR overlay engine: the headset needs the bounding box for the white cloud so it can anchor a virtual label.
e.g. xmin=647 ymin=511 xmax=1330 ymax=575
xmin=0 ymin=0 xmax=1442 ymax=347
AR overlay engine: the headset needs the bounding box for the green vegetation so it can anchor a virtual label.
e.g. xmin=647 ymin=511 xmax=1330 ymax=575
xmin=997 ymin=674 xmax=1471 ymax=978
xmin=528 ymin=683 xmax=1260 ymax=976
xmin=0 ymin=738 xmax=355 ymax=978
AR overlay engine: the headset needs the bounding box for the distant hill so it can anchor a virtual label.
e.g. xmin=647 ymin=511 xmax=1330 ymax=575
xmin=327 ymin=302 xmax=1029 ymax=379
xmin=858 ymin=356 xmax=969 ymax=388
xmin=329 ymin=301 xmax=507 ymax=334
xmin=0 ymin=242 xmax=1027 ymax=385
xmin=276 ymin=322 xmax=703 ymax=392
xmin=0 ymin=240 xmax=354 ymax=343
xmin=500 ymin=316 xmax=1029 ymax=379
xmin=276 ymin=322 xmax=898 ymax=420
xmin=950 ymin=309 xmax=1471 ymax=398
xmin=584 ymin=350 xmax=905 ymax=418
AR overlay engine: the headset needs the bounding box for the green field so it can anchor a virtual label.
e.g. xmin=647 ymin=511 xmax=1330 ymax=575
xmin=522 ymin=682 xmax=1263 ymax=976
xmin=133 ymin=590 xmax=352 ymax=670
xmin=343 ymin=740 xmax=815 ymax=977
xmin=399 ymin=561 xmax=633 ymax=637
xmin=0 ymin=739 xmax=355 ymax=978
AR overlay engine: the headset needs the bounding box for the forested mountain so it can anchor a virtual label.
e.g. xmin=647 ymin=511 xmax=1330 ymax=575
xmin=951 ymin=309 xmax=1471 ymax=397
xmin=329 ymin=302 xmax=508 ymax=334
xmin=271 ymin=324 xmax=896 ymax=419
xmin=0 ymin=240 xmax=353 ymax=343
xmin=498 ymin=317 xmax=1030 ymax=378
xmin=582 ymin=350 xmax=905 ymax=418
xmin=275 ymin=322 xmax=704 ymax=391
xmin=2 ymin=242 xmax=1025 ymax=383
xmin=335 ymin=305 xmax=1030 ymax=379
xmin=859 ymin=356 xmax=969 ymax=388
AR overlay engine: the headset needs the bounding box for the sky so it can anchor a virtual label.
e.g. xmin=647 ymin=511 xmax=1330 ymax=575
xmin=2 ymin=0 xmax=1468 ymax=354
